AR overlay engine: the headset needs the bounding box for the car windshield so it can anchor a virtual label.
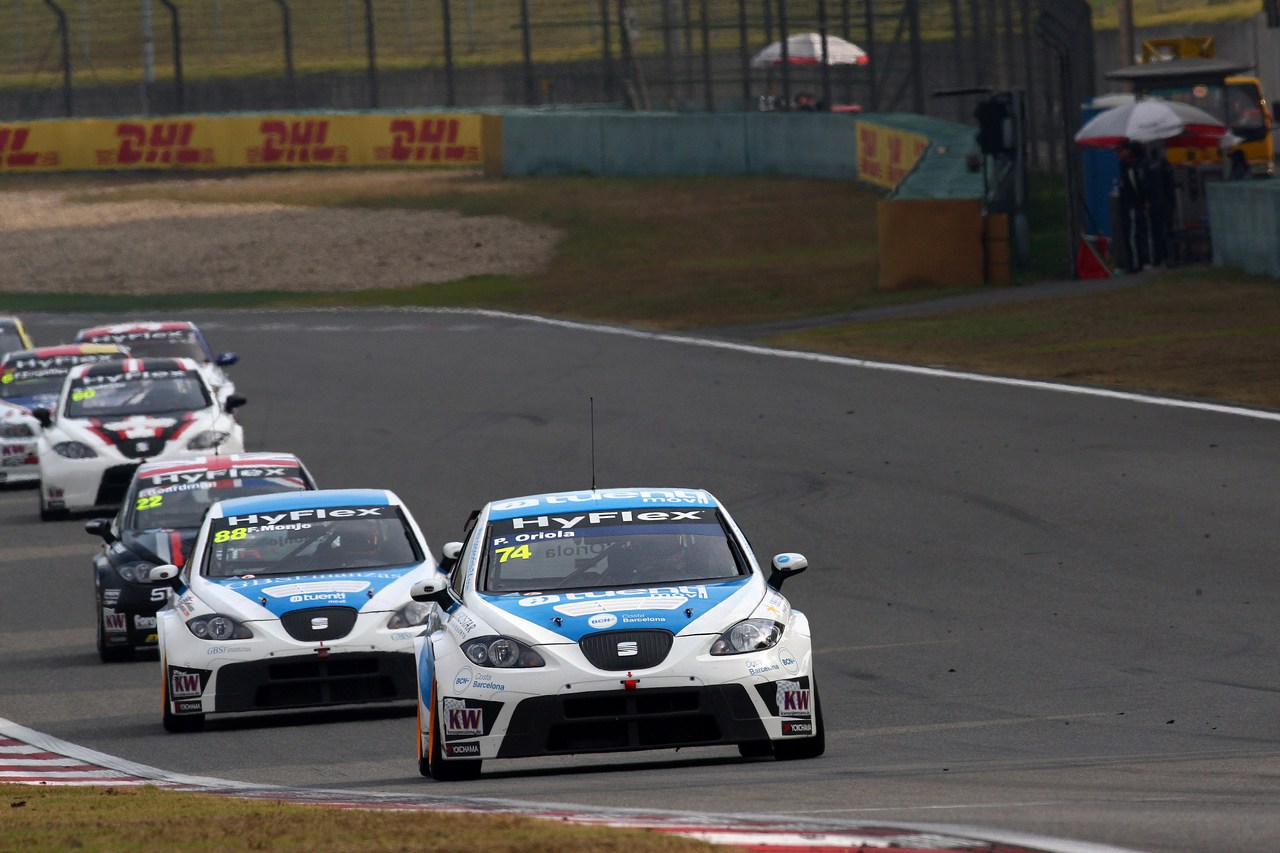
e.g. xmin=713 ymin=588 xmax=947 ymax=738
xmin=64 ymin=371 xmax=210 ymax=418
xmin=0 ymin=368 xmax=66 ymax=398
xmin=481 ymin=507 xmax=745 ymax=593
xmin=0 ymin=331 xmax=25 ymax=356
xmin=127 ymin=477 xmax=311 ymax=531
xmin=84 ymin=333 xmax=206 ymax=361
xmin=203 ymin=505 xmax=422 ymax=579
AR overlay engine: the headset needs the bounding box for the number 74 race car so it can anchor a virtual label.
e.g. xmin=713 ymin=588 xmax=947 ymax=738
xmin=410 ymin=487 xmax=821 ymax=781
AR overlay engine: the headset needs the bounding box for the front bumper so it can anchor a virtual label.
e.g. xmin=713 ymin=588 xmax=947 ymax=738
xmin=210 ymin=651 xmax=417 ymax=713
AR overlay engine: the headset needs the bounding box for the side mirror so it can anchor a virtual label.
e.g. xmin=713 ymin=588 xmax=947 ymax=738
xmin=214 ymin=352 xmax=239 ymax=367
xmin=439 ymin=541 xmax=463 ymax=574
xmin=224 ymin=394 xmax=247 ymax=413
xmin=85 ymin=517 xmax=115 ymax=543
xmin=151 ymin=564 xmax=181 ymax=586
xmin=32 ymin=407 xmax=52 ymax=429
xmin=410 ymin=575 xmax=453 ymax=608
xmin=767 ymin=552 xmax=808 ymax=591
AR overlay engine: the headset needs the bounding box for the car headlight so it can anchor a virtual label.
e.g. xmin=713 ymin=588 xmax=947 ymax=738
xmin=53 ymin=440 xmax=97 ymax=459
xmin=387 ymin=601 xmax=434 ymax=630
xmin=0 ymin=422 xmax=34 ymax=438
xmin=461 ymin=636 xmax=545 ymax=668
xmin=186 ymin=614 xmax=253 ymax=641
xmin=710 ymin=619 xmax=784 ymax=655
xmin=116 ymin=562 xmax=167 ymax=583
xmin=187 ymin=430 xmax=229 ymax=450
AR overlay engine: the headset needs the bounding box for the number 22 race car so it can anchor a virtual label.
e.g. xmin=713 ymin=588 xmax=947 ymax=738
xmin=410 ymin=487 xmax=821 ymax=781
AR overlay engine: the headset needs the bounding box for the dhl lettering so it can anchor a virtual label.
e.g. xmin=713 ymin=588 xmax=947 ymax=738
xmin=381 ymin=118 xmax=478 ymax=163
xmin=250 ymin=120 xmax=347 ymax=165
xmin=107 ymin=122 xmax=213 ymax=167
xmin=0 ymin=126 xmax=58 ymax=168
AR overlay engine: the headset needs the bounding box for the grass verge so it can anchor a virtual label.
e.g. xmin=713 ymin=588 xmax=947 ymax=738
xmin=0 ymin=783 xmax=730 ymax=853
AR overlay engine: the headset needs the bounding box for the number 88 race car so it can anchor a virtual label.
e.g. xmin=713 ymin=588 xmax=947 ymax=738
xmin=410 ymin=487 xmax=822 ymax=781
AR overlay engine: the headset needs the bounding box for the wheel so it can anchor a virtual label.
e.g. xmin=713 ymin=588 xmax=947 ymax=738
xmin=96 ymin=602 xmax=133 ymax=664
xmin=422 ymin=682 xmax=481 ymax=781
xmin=772 ymin=679 xmax=825 ymax=761
xmin=161 ymin=662 xmax=205 ymax=734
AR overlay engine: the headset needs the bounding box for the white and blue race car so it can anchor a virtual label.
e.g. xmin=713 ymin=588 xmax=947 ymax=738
xmin=154 ymin=488 xmax=439 ymax=732
xmin=410 ymin=487 xmax=821 ymax=780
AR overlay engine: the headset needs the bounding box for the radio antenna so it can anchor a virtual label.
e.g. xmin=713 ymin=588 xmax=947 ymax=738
xmin=590 ymin=396 xmax=597 ymax=491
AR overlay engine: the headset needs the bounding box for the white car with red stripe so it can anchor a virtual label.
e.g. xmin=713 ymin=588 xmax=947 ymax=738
xmin=0 ymin=400 xmax=39 ymax=485
xmin=34 ymin=357 xmax=246 ymax=520
xmin=76 ymin=321 xmax=238 ymax=403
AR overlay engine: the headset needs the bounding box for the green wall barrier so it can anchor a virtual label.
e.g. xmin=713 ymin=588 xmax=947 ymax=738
xmin=1208 ymin=180 xmax=1280 ymax=278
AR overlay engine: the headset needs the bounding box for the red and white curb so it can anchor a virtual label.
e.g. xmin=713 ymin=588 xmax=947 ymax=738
xmin=0 ymin=717 xmax=1136 ymax=853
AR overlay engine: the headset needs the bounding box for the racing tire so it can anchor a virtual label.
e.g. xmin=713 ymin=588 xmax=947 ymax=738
xmin=423 ymin=682 xmax=481 ymax=781
xmin=161 ymin=665 xmax=205 ymax=734
xmin=771 ymin=679 xmax=825 ymax=761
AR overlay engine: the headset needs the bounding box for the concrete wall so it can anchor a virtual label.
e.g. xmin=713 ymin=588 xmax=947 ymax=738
xmin=1208 ymin=179 xmax=1280 ymax=277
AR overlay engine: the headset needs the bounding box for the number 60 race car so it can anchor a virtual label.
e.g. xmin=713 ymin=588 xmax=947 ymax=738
xmin=154 ymin=488 xmax=439 ymax=732
xmin=409 ymin=487 xmax=821 ymax=781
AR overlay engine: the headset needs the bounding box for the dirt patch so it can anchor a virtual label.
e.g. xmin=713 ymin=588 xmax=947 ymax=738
xmin=0 ymin=172 xmax=560 ymax=295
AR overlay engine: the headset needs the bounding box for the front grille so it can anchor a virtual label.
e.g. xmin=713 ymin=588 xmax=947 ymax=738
xmin=118 ymin=437 xmax=168 ymax=459
xmin=280 ymin=606 xmax=358 ymax=641
xmin=497 ymin=684 xmax=768 ymax=758
xmin=579 ymin=630 xmax=673 ymax=671
xmin=95 ymin=464 xmax=140 ymax=507
xmin=212 ymin=652 xmax=417 ymax=713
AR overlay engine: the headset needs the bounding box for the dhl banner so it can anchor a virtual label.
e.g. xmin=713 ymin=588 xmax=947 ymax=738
xmin=855 ymin=120 xmax=929 ymax=190
xmin=0 ymin=113 xmax=486 ymax=173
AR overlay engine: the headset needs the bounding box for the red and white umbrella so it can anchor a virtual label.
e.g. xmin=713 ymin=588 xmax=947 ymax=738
xmin=1074 ymin=97 xmax=1227 ymax=147
xmin=750 ymin=33 xmax=869 ymax=68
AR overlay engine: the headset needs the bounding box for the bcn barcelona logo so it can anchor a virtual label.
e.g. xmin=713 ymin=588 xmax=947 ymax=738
xmin=378 ymin=118 xmax=479 ymax=164
xmin=97 ymin=122 xmax=214 ymax=167
xmin=0 ymin=126 xmax=59 ymax=169
xmin=249 ymin=120 xmax=347 ymax=165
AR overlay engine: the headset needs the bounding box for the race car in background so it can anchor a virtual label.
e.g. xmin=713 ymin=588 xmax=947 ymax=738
xmin=35 ymin=357 xmax=246 ymax=520
xmin=0 ymin=401 xmax=39 ymax=486
xmin=2 ymin=344 xmax=132 ymax=412
xmin=0 ymin=316 xmax=35 ymax=357
xmin=155 ymin=488 xmax=439 ymax=732
xmin=409 ymin=487 xmax=821 ymax=781
xmin=87 ymin=452 xmax=318 ymax=662
xmin=76 ymin=321 xmax=239 ymax=401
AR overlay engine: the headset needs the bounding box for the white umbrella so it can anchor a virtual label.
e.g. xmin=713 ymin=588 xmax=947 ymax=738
xmin=1074 ymin=97 xmax=1227 ymax=147
xmin=750 ymin=33 xmax=869 ymax=68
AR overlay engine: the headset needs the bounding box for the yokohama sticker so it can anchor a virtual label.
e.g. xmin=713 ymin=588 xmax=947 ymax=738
xmin=446 ymin=742 xmax=481 ymax=757
xmin=782 ymin=720 xmax=814 ymax=736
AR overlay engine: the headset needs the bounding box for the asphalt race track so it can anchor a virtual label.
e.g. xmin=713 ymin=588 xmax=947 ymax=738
xmin=2 ymin=308 xmax=1277 ymax=853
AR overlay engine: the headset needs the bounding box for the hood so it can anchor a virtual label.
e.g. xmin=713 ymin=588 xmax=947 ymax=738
xmin=211 ymin=565 xmax=426 ymax=619
xmin=119 ymin=527 xmax=199 ymax=568
xmin=78 ymin=413 xmax=198 ymax=459
xmin=479 ymin=578 xmax=760 ymax=643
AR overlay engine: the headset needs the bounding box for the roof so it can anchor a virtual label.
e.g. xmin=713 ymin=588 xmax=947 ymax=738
xmin=1107 ymin=58 xmax=1253 ymax=84
xmin=487 ymin=487 xmax=719 ymax=521
xmin=210 ymin=488 xmax=397 ymax=518
xmin=135 ymin=452 xmax=305 ymax=478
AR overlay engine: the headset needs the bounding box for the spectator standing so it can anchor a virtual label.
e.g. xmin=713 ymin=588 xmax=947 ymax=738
xmin=1116 ymin=141 xmax=1149 ymax=273
xmin=1141 ymin=145 xmax=1175 ymax=268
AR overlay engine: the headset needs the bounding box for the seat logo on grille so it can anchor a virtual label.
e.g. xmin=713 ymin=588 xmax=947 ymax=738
xmin=617 ymin=641 xmax=638 ymax=656
xmin=311 ymin=617 xmax=329 ymax=630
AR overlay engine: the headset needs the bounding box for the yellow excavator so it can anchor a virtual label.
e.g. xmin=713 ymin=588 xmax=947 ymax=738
xmin=1106 ymin=36 xmax=1274 ymax=177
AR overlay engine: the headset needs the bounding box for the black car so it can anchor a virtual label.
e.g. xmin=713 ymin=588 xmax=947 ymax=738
xmin=87 ymin=452 xmax=317 ymax=662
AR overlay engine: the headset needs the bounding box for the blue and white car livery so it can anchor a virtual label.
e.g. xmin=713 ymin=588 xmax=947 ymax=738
xmin=410 ymin=487 xmax=821 ymax=780
xmin=155 ymin=488 xmax=438 ymax=732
